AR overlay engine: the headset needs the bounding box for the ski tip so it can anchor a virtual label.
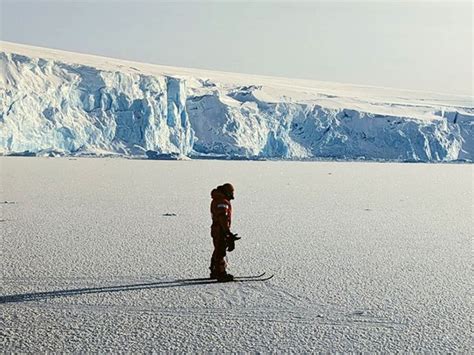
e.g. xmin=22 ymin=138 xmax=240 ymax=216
xmin=234 ymin=272 xmax=266 ymax=280
xmin=234 ymin=274 xmax=274 ymax=282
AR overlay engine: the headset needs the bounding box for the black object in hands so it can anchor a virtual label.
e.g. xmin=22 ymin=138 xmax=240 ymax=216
xmin=226 ymin=233 xmax=240 ymax=252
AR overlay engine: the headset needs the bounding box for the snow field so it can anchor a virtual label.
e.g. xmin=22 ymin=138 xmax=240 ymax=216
xmin=1 ymin=157 xmax=472 ymax=352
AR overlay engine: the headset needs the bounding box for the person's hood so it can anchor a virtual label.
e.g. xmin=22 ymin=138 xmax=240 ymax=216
xmin=211 ymin=187 xmax=227 ymax=201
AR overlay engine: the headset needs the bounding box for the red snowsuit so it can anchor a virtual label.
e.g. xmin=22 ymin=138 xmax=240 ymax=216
xmin=210 ymin=188 xmax=232 ymax=274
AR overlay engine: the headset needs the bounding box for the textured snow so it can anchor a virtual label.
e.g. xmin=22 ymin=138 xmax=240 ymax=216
xmin=1 ymin=158 xmax=472 ymax=352
xmin=1 ymin=41 xmax=473 ymax=162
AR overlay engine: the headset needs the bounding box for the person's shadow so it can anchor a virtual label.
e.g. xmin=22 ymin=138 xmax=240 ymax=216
xmin=0 ymin=276 xmax=217 ymax=304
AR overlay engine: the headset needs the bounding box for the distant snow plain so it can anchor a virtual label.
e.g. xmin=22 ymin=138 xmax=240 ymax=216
xmin=1 ymin=157 xmax=472 ymax=352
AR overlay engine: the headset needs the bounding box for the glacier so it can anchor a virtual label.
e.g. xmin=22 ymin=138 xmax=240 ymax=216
xmin=1 ymin=41 xmax=473 ymax=162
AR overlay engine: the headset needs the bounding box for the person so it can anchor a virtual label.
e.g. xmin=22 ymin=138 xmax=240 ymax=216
xmin=209 ymin=183 xmax=240 ymax=281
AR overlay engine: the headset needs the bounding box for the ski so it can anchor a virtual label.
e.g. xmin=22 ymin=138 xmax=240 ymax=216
xmin=234 ymin=272 xmax=266 ymax=280
xmin=177 ymin=274 xmax=273 ymax=285
xmin=232 ymin=274 xmax=274 ymax=282
xmin=176 ymin=272 xmax=266 ymax=283
xmin=175 ymin=273 xmax=272 ymax=285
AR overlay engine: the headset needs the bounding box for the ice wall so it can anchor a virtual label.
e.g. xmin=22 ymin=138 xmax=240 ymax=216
xmin=1 ymin=48 xmax=473 ymax=162
xmin=0 ymin=52 xmax=193 ymax=156
xmin=187 ymin=86 xmax=473 ymax=162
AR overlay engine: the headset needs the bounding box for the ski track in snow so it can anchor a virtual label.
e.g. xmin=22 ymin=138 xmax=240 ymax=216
xmin=1 ymin=158 xmax=472 ymax=352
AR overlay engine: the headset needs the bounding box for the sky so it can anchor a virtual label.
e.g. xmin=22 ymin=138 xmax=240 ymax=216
xmin=0 ymin=0 xmax=472 ymax=96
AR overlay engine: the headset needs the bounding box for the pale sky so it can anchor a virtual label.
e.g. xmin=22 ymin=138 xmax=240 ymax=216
xmin=1 ymin=0 xmax=472 ymax=95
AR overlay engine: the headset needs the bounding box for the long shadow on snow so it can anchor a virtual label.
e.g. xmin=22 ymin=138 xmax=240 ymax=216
xmin=0 ymin=277 xmax=222 ymax=304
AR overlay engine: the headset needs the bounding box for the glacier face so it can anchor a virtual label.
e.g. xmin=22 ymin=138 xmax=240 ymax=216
xmin=1 ymin=52 xmax=193 ymax=156
xmin=1 ymin=43 xmax=473 ymax=162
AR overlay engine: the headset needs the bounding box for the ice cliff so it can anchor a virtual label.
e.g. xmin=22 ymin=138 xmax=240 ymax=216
xmin=1 ymin=42 xmax=473 ymax=162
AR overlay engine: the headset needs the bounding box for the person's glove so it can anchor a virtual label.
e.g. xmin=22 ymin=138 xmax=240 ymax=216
xmin=226 ymin=233 xmax=240 ymax=252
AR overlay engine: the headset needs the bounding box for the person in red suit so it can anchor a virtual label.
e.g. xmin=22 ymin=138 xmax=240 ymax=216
xmin=209 ymin=183 xmax=240 ymax=281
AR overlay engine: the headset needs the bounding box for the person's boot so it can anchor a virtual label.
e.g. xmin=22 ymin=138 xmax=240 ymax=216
xmin=210 ymin=259 xmax=226 ymax=279
xmin=216 ymin=272 xmax=234 ymax=282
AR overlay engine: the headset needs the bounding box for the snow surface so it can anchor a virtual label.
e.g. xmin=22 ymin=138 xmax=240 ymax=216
xmin=1 ymin=157 xmax=472 ymax=352
xmin=1 ymin=41 xmax=473 ymax=162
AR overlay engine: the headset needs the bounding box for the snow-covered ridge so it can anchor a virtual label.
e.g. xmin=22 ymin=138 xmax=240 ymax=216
xmin=1 ymin=41 xmax=473 ymax=161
